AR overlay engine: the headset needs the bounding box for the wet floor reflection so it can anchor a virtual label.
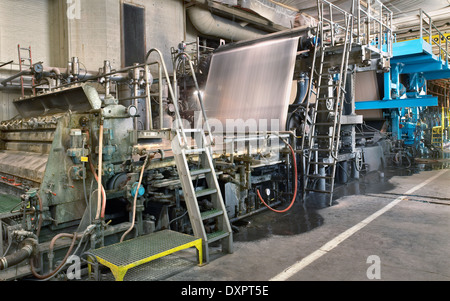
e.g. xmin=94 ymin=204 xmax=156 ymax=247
xmin=233 ymin=200 xmax=325 ymax=242
xmin=233 ymin=161 xmax=450 ymax=242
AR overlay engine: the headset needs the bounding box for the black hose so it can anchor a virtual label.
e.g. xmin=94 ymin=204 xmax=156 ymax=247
xmin=293 ymin=73 xmax=309 ymax=105
xmin=0 ymin=242 xmax=34 ymax=270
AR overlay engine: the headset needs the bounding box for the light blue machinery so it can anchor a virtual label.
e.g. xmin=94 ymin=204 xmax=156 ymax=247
xmin=355 ymin=9 xmax=449 ymax=153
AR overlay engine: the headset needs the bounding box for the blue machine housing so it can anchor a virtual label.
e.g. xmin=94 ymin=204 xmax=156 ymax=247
xmin=356 ymin=32 xmax=449 ymax=145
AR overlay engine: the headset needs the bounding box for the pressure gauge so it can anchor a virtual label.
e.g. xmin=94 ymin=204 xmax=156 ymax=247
xmin=33 ymin=63 xmax=43 ymax=74
xmin=127 ymin=105 xmax=138 ymax=117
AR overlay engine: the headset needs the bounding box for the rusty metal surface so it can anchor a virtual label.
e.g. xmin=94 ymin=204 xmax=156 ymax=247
xmin=0 ymin=150 xmax=48 ymax=184
xmin=12 ymin=83 xmax=102 ymax=118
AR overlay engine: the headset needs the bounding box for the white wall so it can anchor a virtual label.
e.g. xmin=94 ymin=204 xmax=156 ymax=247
xmin=67 ymin=0 xmax=186 ymax=72
xmin=0 ymin=0 xmax=60 ymax=122
xmin=0 ymin=0 xmax=189 ymax=122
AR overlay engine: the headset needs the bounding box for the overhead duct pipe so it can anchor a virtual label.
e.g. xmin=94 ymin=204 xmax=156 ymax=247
xmin=187 ymin=5 xmax=266 ymax=41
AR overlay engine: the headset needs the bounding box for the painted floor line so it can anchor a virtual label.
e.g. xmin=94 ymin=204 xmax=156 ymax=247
xmin=269 ymin=169 xmax=449 ymax=281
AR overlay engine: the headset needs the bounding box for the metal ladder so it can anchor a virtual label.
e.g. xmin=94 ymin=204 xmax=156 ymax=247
xmin=169 ymin=52 xmax=233 ymax=263
xmin=171 ymin=128 xmax=233 ymax=263
xmin=17 ymin=44 xmax=35 ymax=97
xmin=301 ymin=3 xmax=354 ymax=205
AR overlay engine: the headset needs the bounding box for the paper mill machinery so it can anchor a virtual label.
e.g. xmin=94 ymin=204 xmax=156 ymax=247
xmin=0 ymin=0 xmax=395 ymax=281
xmin=0 ymin=42 xmax=304 ymax=280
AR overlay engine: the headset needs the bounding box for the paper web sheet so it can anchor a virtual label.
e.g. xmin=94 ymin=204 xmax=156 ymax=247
xmin=202 ymin=37 xmax=299 ymax=132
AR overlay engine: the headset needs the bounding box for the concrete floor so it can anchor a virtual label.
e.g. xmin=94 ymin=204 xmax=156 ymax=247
xmin=166 ymin=164 xmax=450 ymax=281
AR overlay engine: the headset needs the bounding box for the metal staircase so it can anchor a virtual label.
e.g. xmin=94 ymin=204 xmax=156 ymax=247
xmin=171 ymin=128 xmax=233 ymax=263
xmin=170 ymin=53 xmax=233 ymax=263
xmin=301 ymin=2 xmax=354 ymax=205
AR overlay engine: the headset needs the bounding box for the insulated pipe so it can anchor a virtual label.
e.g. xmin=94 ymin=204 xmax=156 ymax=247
xmin=187 ymin=6 xmax=266 ymax=41
xmin=0 ymin=70 xmax=31 ymax=86
xmin=43 ymin=67 xmax=62 ymax=86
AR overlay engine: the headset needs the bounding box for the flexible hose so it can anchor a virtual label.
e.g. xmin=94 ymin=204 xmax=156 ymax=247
xmin=120 ymin=155 xmax=150 ymax=242
xmin=89 ymin=159 xmax=106 ymax=220
xmin=30 ymin=233 xmax=78 ymax=280
xmin=257 ymin=142 xmax=297 ymax=213
xmin=0 ymin=243 xmax=34 ymax=270
xmin=36 ymin=193 xmax=43 ymax=238
xmin=97 ymin=123 xmax=104 ymax=219
xmin=85 ymin=128 xmax=106 ymax=220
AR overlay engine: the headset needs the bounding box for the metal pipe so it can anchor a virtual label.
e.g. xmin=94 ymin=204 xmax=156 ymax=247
xmin=229 ymin=201 xmax=282 ymax=223
xmin=173 ymin=52 xmax=213 ymax=144
xmin=144 ymin=63 xmax=153 ymax=130
xmin=55 ymin=62 xmax=158 ymax=89
xmin=133 ymin=63 xmax=140 ymax=131
xmin=0 ymin=70 xmax=31 ymax=86
xmin=0 ymin=60 xmax=13 ymax=68
xmin=187 ymin=5 xmax=265 ymax=42
xmin=145 ymin=48 xmax=188 ymax=145
xmin=213 ymin=25 xmax=310 ymax=54
xmin=159 ymin=63 xmax=163 ymax=129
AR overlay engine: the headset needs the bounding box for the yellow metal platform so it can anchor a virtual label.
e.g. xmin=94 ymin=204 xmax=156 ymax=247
xmin=89 ymin=230 xmax=202 ymax=281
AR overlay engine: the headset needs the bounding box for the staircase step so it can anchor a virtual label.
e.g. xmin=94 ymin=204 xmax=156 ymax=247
xmin=308 ymin=161 xmax=336 ymax=166
xmin=182 ymin=128 xmax=203 ymax=133
xmin=317 ymin=97 xmax=338 ymax=100
xmin=305 ymin=188 xmax=333 ymax=194
xmin=307 ymin=174 xmax=334 ymax=179
xmin=195 ymin=188 xmax=217 ymax=198
xmin=201 ymin=209 xmax=224 ymax=220
xmin=315 ymin=110 xmax=336 ymax=113
xmin=312 ymin=135 xmax=334 ymax=138
xmin=309 ymin=148 xmax=332 ymax=152
xmin=190 ymin=168 xmax=212 ymax=177
xmin=313 ymin=122 xmax=335 ymax=126
xmin=206 ymin=230 xmax=230 ymax=243
xmin=184 ymin=148 xmax=206 ymax=155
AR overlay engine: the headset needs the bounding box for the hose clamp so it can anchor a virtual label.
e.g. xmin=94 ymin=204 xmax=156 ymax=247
xmin=0 ymin=257 xmax=8 ymax=270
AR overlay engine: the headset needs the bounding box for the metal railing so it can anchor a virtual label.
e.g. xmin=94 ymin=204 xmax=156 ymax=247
xmin=317 ymin=0 xmax=353 ymax=47
xmin=356 ymin=0 xmax=393 ymax=57
xmin=419 ymin=9 xmax=449 ymax=65
xmin=317 ymin=0 xmax=393 ymax=58
xmin=394 ymin=9 xmax=449 ymax=65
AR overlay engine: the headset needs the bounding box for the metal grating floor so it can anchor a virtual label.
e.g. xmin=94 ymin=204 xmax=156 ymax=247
xmin=0 ymin=194 xmax=21 ymax=214
xmin=89 ymin=230 xmax=202 ymax=281
xmin=91 ymin=230 xmax=200 ymax=267
xmin=102 ymin=254 xmax=197 ymax=281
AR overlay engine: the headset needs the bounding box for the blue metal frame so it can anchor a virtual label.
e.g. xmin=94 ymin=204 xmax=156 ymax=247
xmin=355 ymin=96 xmax=437 ymax=110
xmin=355 ymin=37 xmax=448 ymax=140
